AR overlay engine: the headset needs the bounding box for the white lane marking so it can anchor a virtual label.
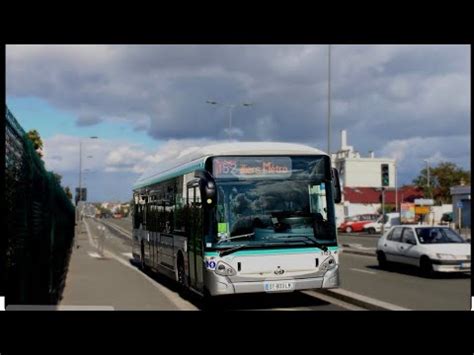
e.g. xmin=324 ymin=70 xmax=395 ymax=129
xmin=88 ymin=252 xmax=102 ymax=258
xmin=350 ymin=268 xmax=377 ymax=275
xmin=122 ymin=252 xmax=134 ymax=259
xmin=325 ymin=288 xmax=410 ymax=310
xmin=301 ymin=290 xmax=366 ymax=311
xmin=101 ymin=220 xmax=132 ymax=238
xmin=83 ymin=219 xmax=197 ymax=310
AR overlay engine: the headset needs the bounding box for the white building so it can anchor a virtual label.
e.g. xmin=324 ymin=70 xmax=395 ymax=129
xmin=332 ymin=129 xmax=396 ymax=189
xmin=331 ymin=129 xmax=397 ymax=224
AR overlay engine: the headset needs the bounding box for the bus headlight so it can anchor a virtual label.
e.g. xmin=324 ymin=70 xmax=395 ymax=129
xmin=215 ymin=261 xmax=236 ymax=276
xmin=320 ymin=255 xmax=336 ymax=271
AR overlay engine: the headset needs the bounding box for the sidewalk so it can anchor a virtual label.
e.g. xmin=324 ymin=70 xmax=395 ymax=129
xmin=60 ymin=221 xmax=187 ymax=310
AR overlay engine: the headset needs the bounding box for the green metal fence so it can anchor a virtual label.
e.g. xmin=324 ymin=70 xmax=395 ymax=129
xmin=5 ymin=105 xmax=76 ymax=305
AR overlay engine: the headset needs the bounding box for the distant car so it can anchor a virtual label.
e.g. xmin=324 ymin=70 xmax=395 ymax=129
xmin=363 ymin=212 xmax=400 ymax=234
xmin=339 ymin=214 xmax=379 ymax=233
xmin=376 ymin=225 xmax=470 ymax=275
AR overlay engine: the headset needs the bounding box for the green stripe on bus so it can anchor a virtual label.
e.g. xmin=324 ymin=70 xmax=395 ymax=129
xmin=133 ymin=159 xmax=206 ymax=189
xmin=204 ymin=246 xmax=339 ymax=257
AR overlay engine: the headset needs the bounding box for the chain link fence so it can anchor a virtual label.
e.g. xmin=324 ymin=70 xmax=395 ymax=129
xmin=5 ymin=105 xmax=76 ymax=305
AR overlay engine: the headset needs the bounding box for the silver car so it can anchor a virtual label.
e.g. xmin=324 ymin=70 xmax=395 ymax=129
xmin=376 ymin=225 xmax=470 ymax=275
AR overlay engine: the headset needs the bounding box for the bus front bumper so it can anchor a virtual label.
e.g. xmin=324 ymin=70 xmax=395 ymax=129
xmin=205 ymin=266 xmax=339 ymax=296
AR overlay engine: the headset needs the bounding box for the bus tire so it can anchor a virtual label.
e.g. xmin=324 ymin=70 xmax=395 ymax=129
xmin=367 ymin=228 xmax=376 ymax=234
xmin=177 ymin=254 xmax=187 ymax=288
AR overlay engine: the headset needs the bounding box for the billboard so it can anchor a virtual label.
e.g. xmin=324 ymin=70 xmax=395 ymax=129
xmin=400 ymin=203 xmax=415 ymax=223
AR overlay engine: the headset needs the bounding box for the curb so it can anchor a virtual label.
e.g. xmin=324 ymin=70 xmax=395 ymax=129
xmin=340 ymin=247 xmax=376 ymax=257
xmin=317 ymin=288 xmax=410 ymax=311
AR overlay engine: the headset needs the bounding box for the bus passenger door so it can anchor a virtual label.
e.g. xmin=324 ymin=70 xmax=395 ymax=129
xmin=186 ymin=180 xmax=204 ymax=291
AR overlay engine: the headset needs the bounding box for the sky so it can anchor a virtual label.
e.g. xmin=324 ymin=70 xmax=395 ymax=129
xmin=6 ymin=45 xmax=471 ymax=202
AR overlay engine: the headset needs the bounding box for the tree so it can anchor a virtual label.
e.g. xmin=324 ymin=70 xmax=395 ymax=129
xmin=52 ymin=172 xmax=62 ymax=185
xmin=413 ymin=162 xmax=470 ymax=204
xmin=64 ymin=186 xmax=73 ymax=200
xmin=26 ymin=129 xmax=44 ymax=158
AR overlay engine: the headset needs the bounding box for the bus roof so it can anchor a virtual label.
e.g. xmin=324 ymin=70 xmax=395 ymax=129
xmin=133 ymin=141 xmax=328 ymax=190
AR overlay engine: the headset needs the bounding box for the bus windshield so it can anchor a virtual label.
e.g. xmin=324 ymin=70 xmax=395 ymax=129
xmin=211 ymin=156 xmax=337 ymax=249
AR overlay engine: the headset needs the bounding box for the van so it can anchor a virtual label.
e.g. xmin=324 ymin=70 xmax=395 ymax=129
xmin=363 ymin=212 xmax=400 ymax=234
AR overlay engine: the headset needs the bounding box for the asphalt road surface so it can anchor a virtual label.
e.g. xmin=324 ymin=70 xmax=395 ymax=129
xmin=98 ymin=218 xmax=471 ymax=310
xmin=61 ymin=217 xmax=349 ymax=311
xmin=337 ymin=232 xmax=381 ymax=249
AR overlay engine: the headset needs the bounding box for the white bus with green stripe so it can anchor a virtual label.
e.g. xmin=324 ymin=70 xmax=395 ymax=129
xmin=131 ymin=142 xmax=342 ymax=297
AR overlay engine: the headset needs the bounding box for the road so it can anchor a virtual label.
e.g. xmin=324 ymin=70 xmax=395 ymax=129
xmin=337 ymin=232 xmax=380 ymax=249
xmin=339 ymin=253 xmax=470 ymax=310
xmin=61 ymin=217 xmax=350 ymax=310
xmin=63 ymin=217 xmax=470 ymax=310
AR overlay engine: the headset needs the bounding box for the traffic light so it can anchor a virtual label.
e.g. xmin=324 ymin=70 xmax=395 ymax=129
xmin=381 ymin=164 xmax=389 ymax=187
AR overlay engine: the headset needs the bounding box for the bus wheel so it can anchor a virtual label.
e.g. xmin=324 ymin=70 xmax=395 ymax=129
xmin=367 ymin=228 xmax=376 ymax=234
xmin=177 ymin=258 xmax=187 ymax=288
xmin=345 ymin=226 xmax=353 ymax=233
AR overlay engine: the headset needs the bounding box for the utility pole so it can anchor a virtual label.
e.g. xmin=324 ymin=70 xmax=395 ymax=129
xmin=327 ymin=44 xmax=332 ymax=155
xmin=395 ymin=161 xmax=398 ymax=212
xmin=381 ymin=187 xmax=386 ymax=235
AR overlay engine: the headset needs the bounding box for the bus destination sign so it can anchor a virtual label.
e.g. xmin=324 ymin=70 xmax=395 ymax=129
xmin=213 ymin=157 xmax=292 ymax=179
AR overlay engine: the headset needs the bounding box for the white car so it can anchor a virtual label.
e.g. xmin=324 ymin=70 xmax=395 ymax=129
xmin=376 ymin=225 xmax=470 ymax=275
xmin=364 ymin=212 xmax=400 ymax=234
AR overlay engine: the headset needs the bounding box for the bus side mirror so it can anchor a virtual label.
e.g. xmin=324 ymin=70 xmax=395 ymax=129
xmin=195 ymin=169 xmax=217 ymax=208
xmin=332 ymin=168 xmax=342 ymax=203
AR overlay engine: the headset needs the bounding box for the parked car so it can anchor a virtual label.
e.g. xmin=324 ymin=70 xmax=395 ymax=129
xmin=339 ymin=214 xmax=379 ymax=233
xmin=363 ymin=212 xmax=400 ymax=234
xmin=376 ymin=225 xmax=470 ymax=275
xmin=440 ymin=212 xmax=453 ymax=225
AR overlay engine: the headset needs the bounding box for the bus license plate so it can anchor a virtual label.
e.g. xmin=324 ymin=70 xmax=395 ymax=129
xmin=264 ymin=281 xmax=295 ymax=292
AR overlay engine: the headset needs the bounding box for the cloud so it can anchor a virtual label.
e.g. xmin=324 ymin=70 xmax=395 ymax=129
xmin=7 ymin=45 xmax=470 ymax=189
xmin=76 ymin=114 xmax=103 ymax=126
xmin=380 ymin=135 xmax=471 ymax=185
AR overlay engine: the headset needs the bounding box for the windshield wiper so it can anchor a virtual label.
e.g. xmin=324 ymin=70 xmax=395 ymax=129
xmin=217 ymin=232 xmax=255 ymax=244
xmin=275 ymin=235 xmax=328 ymax=252
xmin=218 ymin=243 xmax=266 ymax=257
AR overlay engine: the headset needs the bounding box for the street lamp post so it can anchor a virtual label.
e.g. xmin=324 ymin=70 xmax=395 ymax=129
xmin=327 ymin=44 xmax=332 ymax=155
xmin=206 ymin=100 xmax=253 ymax=140
xmin=423 ymin=159 xmax=431 ymax=199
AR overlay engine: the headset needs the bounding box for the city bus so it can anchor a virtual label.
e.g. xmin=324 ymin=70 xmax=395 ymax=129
xmin=131 ymin=142 xmax=342 ymax=297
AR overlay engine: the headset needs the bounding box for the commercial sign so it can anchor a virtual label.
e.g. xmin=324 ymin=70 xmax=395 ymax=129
xmin=415 ymin=206 xmax=430 ymax=214
xmin=213 ymin=157 xmax=292 ymax=179
xmin=414 ymin=198 xmax=434 ymax=206
xmin=400 ymin=203 xmax=416 ymax=223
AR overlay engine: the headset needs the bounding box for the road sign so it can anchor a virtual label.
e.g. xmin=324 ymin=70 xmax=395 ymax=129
xmin=456 ymin=201 xmax=463 ymax=208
